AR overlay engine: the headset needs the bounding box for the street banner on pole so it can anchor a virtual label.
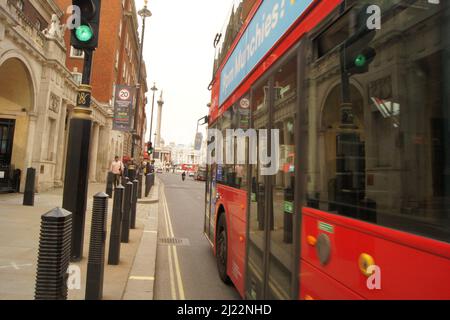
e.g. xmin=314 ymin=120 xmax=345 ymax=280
xmin=113 ymin=85 xmax=135 ymax=132
xmin=194 ymin=132 xmax=203 ymax=151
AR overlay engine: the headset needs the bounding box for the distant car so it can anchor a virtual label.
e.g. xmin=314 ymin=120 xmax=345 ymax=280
xmin=194 ymin=170 xmax=207 ymax=181
xmin=156 ymin=168 xmax=163 ymax=174
xmin=188 ymin=171 xmax=195 ymax=177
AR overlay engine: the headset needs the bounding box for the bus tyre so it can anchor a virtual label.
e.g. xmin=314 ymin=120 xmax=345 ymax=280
xmin=216 ymin=214 xmax=231 ymax=285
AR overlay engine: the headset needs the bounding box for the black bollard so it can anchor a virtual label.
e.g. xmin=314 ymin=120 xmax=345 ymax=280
xmin=121 ymin=181 xmax=133 ymax=243
xmin=150 ymin=173 xmax=155 ymax=187
xmin=13 ymin=169 xmax=21 ymax=193
xmin=137 ymin=174 xmax=143 ymax=200
xmin=106 ymin=172 xmax=114 ymax=199
xmin=108 ymin=184 xmax=124 ymax=265
xmin=130 ymin=180 xmax=138 ymax=229
xmin=145 ymin=174 xmax=152 ymax=197
xmin=23 ymin=168 xmax=36 ymax=206
xmin=35 ymin=208 xmax=72 ymax=300
xmin=85 ymin=193 xmax=109 ymax=300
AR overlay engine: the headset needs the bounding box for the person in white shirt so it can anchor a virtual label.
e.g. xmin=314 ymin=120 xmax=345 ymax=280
xmin=110 ymin=156 xmax=124 ymax=188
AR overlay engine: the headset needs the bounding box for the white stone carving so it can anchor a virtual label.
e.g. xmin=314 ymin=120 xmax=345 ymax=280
xmin=43 ymin=14 xmax=66 ymax=42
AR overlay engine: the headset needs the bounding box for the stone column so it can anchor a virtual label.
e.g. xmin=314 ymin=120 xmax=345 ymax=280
xmin=89 ymin=122 xmax=100 ymax=182
xmin=55 ymin=102 xmax=68 ymax=186
xmin=96 ymin=125 xmax=106 ymax=182
xmin=22 ymin=114 xmax=38 ymax=193
xmin=155 ymin=92 xmax=164 ymax=147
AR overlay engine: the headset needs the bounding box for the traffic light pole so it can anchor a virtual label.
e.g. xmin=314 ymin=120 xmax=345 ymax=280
xmin=339 ymin=45 xmax=356 ymax=129
xmin=62 ymin=49 xmax=95 ymax=262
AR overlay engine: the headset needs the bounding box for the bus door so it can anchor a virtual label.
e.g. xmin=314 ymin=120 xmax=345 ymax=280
xmin=266 ymin=54 xmax=298 ymax=299
xmin=246 ymin=78 xmax=271 ymax=300
xmin=246 ymin=52 xmax=299 ymax=300
xmin=205 ymin=163 xmax=217 ymax=243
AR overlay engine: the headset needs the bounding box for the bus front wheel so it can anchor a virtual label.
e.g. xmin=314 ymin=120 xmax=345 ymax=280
xmin=216 ymin=213 xmax=231 ymax=285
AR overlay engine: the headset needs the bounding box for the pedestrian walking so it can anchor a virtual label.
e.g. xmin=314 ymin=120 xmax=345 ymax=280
xmin=110 ymin=156 xmax=124 ymax=188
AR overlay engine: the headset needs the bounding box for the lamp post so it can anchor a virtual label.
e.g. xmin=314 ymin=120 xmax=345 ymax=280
xmin=129 ymin=0 xmax=152 ymax=180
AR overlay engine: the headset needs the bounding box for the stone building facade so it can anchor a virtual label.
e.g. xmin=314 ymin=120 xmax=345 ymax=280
xmin=304 ymin=2 xmax=448 ymax=231
xmin=0 ymin=0 xmax=128 ymax=192
xmin=0 ymin=0 xmax=81 ymax=192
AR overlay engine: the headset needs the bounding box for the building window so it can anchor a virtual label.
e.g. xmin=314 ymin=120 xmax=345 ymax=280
xmin=70 ymin=46 xmax=85 ymax=59
xmin=35 ymin=20 xmax=41 ymax=30
xmin=115 ymin=50 xmax=119 ymax=69
xmin=72 ymin=72 xmax=82 ymax=85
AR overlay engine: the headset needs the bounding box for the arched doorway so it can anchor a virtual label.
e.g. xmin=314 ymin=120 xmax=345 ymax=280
xmin=319 ymin=82 xmax=366 ymax=218
xmin=0 ymin=57 xmax=34 ymax=192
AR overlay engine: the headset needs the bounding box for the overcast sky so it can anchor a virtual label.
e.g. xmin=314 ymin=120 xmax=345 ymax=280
xmin=135 ymin=0 xmax=233 ymax=146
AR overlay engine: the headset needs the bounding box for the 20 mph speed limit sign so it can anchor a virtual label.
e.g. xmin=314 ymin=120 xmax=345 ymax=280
xmin=119 ymin=88 xmax=131 ymax=100
xmin=113 ymin=85 xmax=135 ymax=132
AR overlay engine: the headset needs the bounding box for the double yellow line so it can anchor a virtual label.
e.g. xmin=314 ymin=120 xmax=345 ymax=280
xmin=161 ymin=187 xmax=186 ymax=300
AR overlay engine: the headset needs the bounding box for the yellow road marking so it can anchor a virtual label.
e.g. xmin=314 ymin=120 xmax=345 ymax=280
xmin=161 ymin=187 xmax=177 ymax=300
xmin=162 ymin=189 xmax=186 ymax=300
xmin=163 ymin=188 xmax=186 ymax=300
xmin=167 ymin=245 xmax=177 ymax=300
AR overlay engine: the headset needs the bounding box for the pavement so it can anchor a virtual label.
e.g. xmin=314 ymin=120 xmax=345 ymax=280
xmin=0 ymin=178 xmax=160 ymax=300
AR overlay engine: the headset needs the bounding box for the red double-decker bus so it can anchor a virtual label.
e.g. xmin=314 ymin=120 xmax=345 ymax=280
xmin=204 ymin=0 xmax=450 ymax=300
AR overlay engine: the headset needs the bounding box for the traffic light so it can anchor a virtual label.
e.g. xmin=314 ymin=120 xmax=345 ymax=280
xmin=343 ymin=5 xmax=377 ymax=75
xmin=147 ymin=142 xmax=153 ymax=155
xmin=71 ymin=0 xmax=101 ymax=50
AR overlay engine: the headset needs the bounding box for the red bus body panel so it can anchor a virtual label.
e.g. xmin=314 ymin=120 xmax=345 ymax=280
xmin=209 ymin=0 xmax=450 ymax=300
xmin=209 ymin=0 xmax=342 ymax=124
xmin=300 ymin=208 xmax=450 ymax=300
xmin=300 ymin=261 xmax=365 ymax=300
xmin=214 ymin=185 xmax=248 ymax=298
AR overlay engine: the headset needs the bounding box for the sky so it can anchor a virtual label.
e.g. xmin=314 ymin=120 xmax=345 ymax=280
xmin=135 ymin=0 xmax=234 ymax=146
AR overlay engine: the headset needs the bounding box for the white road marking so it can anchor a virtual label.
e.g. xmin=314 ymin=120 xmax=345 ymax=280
xmin=0 ymin=263 xmax=33 ymax=270
xmin=129 ymin=276 xmax=155 ymax=281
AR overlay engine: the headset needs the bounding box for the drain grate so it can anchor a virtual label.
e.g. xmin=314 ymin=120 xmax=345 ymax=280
xmin=158 ymin=237 xmax=190 ymax=246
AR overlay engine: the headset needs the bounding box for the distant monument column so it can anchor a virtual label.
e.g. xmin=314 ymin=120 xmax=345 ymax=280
xmin=155 ymin=91 xmax=164 ymax=148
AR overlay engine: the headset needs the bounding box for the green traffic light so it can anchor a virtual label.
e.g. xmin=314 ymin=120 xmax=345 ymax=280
xmin=355 ymin=54 xmax=367 ymax=67
xmin=75 ymin=25 xmax=94 ymax=42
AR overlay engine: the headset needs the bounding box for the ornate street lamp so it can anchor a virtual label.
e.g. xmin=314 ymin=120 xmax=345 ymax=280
xmin=129 ymin=0 xmax=152 ymax=179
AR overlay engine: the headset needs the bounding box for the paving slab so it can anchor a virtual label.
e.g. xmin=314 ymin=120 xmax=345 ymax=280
xmin=122 ymin=180 xmax=160 ymax=300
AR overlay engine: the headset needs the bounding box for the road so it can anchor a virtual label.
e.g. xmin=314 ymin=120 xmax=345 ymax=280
xmin=154 ymin=173 xmax=241 ymax=300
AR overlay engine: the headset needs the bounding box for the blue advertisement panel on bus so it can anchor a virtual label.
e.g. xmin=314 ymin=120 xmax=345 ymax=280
xmin=219 ymin=0 xmax=314 ymax=105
